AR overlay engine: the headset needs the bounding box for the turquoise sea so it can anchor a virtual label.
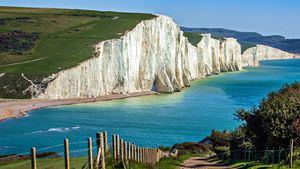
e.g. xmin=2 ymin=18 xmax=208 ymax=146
xmin=0 ymin=59 xmax=300 ymax=155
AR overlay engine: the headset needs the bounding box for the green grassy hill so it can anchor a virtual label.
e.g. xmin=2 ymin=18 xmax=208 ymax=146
xmin=182 ymin=29 xmax=255 ymax=52
xmin=183 ymin=32 xmax=203 ymax=46
xmin=0 ymin=6 xmax=155 ymax=74
xmin=0 ymin=6 xmax=155 ymax=98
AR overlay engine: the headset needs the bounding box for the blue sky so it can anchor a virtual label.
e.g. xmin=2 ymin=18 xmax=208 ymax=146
xmin=1 ymin=0 xmax=299 ymax=38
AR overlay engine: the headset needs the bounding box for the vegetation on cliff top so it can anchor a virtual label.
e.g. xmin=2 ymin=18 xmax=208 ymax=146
xmin=0 ymin=6 xmax=155 ymax=98
xmin=183 ymin=32 xmax=203 ymax=46
xmin=183 ymin=32 xmax=225 ymax=47
xmin=182 ymin=27 xmax=300 ymax=54
xmin=0 ymin=6 xmax=155 ymax=74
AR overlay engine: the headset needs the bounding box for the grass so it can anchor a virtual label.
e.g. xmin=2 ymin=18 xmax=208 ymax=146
xmin=183 ymin=32 xmax=203 ymax=46
xmin=0 ymin=6 xmax=155 ymax=98
xmin=2 ymin=154 xmax=298 ymax=169
xmin=0 ymin=6 xmax=155 ymax=74
xmin=0 ymin=153 xmax=207 ymax=169
xmin=240 ymin=42 xmax=257 ymax=53
xmin=154 ymin=153 xmax=209 ymax=169
xmin=183 ymin=31 xmax=257 ymax=53
xmin=0 ymin=157 xmax=86 ymax=169
xmin=223 ymin=159 xmax=300 ymax=169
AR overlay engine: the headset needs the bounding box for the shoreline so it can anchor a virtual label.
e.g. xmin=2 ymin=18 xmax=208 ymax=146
xmin=1 ymin=58 xmax=299 ymax=122
xmin=0 ymin=91 xmax=158 ymax=121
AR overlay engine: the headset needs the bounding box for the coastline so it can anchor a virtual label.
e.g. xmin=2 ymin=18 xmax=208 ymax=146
xmin=0 ymin=91 xmax=158 ymax=121
xmin=1 ymin=59 xmax=299 ymax=122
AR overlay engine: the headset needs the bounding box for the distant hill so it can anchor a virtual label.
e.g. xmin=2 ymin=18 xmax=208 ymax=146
xmin=181 ymin=27 xmax=300 ymax=54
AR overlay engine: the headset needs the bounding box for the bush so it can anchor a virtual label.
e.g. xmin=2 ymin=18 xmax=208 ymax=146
xmin=0 ymin=73 xmax=45 ymax=99
xmin=234 ymin=82 xmax=300 ymax=149
xmin=172 ymin=142 xmax=210 ymax=155
xmin=0 ymin=30 xmax=39 ymax=54
xmin=208 ymin=130 xmax=231 ymax=157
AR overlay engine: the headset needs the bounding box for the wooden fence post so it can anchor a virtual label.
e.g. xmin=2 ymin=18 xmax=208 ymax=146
xmin=128 ymin=142 xmax=131 ymax=160
xmin=140 ymin=148 xmax=142 ymax=163
xmin=116 ymin=135 xmax=120 ymax=161
xmin=64 ymin=139 xmax=70 ymax=169
xmin=124 ymin=141 xmax=128 ymax=161
xmin=120 ymin=139 xmax=124 ymax=160
xmin=142 ymin=148 xmax=145 ymax=164
xmin=103 ymin=131 xmax=108 ymax=153
xmin=99 ymin=133 xmax=105 ymax=169
xmin=88 ymin=138 xmax=93 ymax=169
xmin=146 ymin=148 xmax=149 ymax=164
xmin=131 ymin=144 xmax=135 ymax=160
xmin=31 ymin=147 xmax=37 ymax=169
xmin=145 ymin=148 xmax=147 ymax=164
xmin=95 ymin=147 xmax=101 ymax=169
xmin=112 ymin=135 xmax=117 ymax=160
xmin=137 ymin=147 xmax=141 ymax=163
xmin=136 ymin=146 xmax=140 ymax=162
xmin=96 ymin=132 xmax=101 ymax=153
xmin=132 ymin=144 xmax=135 ymax=161
xmin=290 ymin=139 xmax=294 ymax=168
xmin=156 ymin=148 xmax=159 ymax=162
xmin=134 ymin=145 xmax=137 ymax=161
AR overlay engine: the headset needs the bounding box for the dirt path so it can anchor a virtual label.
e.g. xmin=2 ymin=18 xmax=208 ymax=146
xmin=0 ymin=57 xmax=46 ymax=68
xmin=180 ymin=156 xmax=232 ymax=169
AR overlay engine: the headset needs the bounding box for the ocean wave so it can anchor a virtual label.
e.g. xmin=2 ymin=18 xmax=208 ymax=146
xmin=0 ymin=146 xmax=16 ymax=150
xmin=26 ymin=125 xmax=80 ymax=135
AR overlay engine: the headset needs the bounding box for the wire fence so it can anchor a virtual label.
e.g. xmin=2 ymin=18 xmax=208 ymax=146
xmin=0 ymin=131 xmax=166 ymax=169
xmin=215 ymin=140 xmax=299 ymax=168
xmin=217 ymin=148 xmax=291 ymax=162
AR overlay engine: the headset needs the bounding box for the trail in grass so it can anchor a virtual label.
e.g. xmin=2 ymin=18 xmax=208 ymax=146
xmin=0 ymin=57 xmax=46 ymax=68
xmin=180 ymin=156 xmax=232 ymax=169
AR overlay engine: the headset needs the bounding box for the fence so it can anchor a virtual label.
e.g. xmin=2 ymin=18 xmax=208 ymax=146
xmin=216 ymin=139 xmax=299 ymax=168
xmin=0 ymin=131 xmax=167 ymax=169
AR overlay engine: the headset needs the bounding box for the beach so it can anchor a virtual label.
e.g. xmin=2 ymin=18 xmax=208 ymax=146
xmin=0 ymin=91 xmax=158 ymax=121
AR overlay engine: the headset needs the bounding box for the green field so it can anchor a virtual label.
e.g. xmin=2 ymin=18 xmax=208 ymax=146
xmin=183 ymin=31 xmax=256 ymax=53
xmin=0 ymin=6 xmax=155 ymax=74
xmin=0 ymin=6 xmax=155 ymax=98
xmin=183 ymin=32 xmax=203 ymax=46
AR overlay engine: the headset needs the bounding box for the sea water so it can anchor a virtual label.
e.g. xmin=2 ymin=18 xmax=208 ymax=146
xmin=0 ymin=59 xmax=299 ymax=155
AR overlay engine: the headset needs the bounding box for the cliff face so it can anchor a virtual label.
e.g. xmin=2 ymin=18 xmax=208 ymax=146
xmin=36 ymin=15 xmax=294 ymax=99
xmin=242 ymin=45 xmax=295 ymax=66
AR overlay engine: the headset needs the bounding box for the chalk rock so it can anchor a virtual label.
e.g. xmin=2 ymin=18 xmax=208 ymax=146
xmin=36 ymin=15 xmax=294 ymax=99
xmin=242 ymin=45 xmax=295 ymax=66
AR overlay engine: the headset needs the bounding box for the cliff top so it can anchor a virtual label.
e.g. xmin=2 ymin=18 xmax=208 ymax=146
xmin=0 ymin=6 xmax=155 ymax=75
xmin=181 ymin=27 xmax=300 ymax=54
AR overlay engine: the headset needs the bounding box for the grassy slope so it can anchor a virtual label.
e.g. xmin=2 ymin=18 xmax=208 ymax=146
xmin=183 ymin=30 xmax=254 ymax=53
xmin=0 ymin=6 xmax=155 ymax=98
xmin=0 ymin=6 xmax=155 ymax=74
xmin=183 ymin=32 xmax=203 ymax=46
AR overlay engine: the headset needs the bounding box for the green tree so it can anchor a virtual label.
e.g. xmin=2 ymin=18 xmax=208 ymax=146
xmin=234 ymin=82 xmax=300 ymax=149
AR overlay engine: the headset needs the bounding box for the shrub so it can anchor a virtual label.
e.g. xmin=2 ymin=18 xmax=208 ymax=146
xmin=234 ymin=82 xmax=300 ymax=149
xmin=0 ymin=30 xmax=39 ymax=54
xmin=172 ymin=142 xmax=210 ymax=155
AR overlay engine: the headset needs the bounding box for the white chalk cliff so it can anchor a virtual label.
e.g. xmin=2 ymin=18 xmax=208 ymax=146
xmin=36 ymin=15 xmax=295 ymax=99
xmin=242 ymin=45 xmax=295 ymax=66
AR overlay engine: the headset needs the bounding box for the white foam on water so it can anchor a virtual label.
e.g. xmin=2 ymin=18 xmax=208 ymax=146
xmin=26 ymin=125 xmax=80 ymax=135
